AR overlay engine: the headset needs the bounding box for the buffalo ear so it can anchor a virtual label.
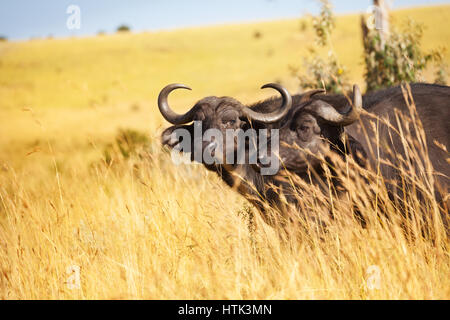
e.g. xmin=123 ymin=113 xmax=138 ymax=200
xmin=195 ymin=109 xmax=206 ymax=121
xmin=300 ymin=89 xmax=326 ymax=103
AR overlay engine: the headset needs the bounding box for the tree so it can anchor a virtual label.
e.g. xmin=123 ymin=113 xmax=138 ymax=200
xmin=292 ymin=0 xmax=348 ymax=94
xmin=116 ymin=24 xmax=131 ymax=33
xmin=361 ymin=0 xmax=446 ymax=91
xmin=373 ymin=0 xmax=390 ymax=48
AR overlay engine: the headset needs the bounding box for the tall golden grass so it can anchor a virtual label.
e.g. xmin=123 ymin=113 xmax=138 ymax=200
xmin=0 ymin=6 xmax=449 ymax=299
xmin=0 ymin=85 xmax=448 ymax=299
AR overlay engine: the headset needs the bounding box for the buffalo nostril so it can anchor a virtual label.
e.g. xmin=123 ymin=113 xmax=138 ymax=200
xmin=162 ymin=133 xmax=178 ymax=147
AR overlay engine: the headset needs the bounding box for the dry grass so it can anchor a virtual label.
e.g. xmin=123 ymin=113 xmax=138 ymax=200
xmin=0 ymin=6 xmax=449 ymax=299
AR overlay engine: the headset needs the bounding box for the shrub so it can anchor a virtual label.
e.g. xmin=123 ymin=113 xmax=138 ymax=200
xmin=292 ymin=0 xmax=349 ymax=94
xmin=116 ymin=24 xmax=131 ymax=33
xmin=362 ymin=17 xmax=447 ymax=91
xmin=312 ymin=0 xmax=335 ymax=47
xmin=253 ymin=30 xmax=262 ymax=39
xmin=103 ymin=128 xmax=150 ymax=165
xmin=431 ymin=47 xmax=448 ymax=85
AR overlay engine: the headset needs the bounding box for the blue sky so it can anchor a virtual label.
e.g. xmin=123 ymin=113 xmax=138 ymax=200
xmin=0 ymin=0 xmax=448 ymax=40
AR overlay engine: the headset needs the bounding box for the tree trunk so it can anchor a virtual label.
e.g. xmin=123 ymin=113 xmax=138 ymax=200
xmin=374 ymin=0 xmax=390 ymax=48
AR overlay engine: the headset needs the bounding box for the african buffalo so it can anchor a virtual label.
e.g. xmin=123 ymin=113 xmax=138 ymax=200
xmin=274 ymin=83 xmax=449 ymax=229
xmin=158 ymin=83 xmax=363 ymax=226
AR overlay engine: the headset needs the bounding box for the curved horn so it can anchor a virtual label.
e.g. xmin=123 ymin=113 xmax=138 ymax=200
xmin=300 ymin=89 xmax=326 ymax=103
xmin=241 ymin=83 xmax=292 ymax=124
xmin=304 ymin=84 xmax=362 ymax=126
xmin=158 ymin=83 xmax=197 ymax=124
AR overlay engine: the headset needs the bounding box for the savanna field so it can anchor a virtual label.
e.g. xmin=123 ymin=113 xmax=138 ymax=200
xmin=0 ymin=5 xmax=449 ymax=299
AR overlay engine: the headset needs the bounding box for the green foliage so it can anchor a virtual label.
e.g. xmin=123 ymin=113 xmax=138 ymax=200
xmin=434 ymin=65 xmax=448 ymax=85
xmin=431 ymin=48 xmax=448 ymax=85
xmin=0 ymin=36 xmax=7 ymax=42
xmin=312 ymin=0 xmax=335 ymax=47
xmin=292 ymin=0 xmax=348 ymax=94
xmin=295 ymin=48 xmax=348 ymax=94
xmin=363 ymin=18 xmax=447 ymax=91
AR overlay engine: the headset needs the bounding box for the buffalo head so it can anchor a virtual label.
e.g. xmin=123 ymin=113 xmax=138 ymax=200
xmin=278 ymin=85 xmax=363 ymax=174
xmin=159 ymin=83 xmax=292 ymax=167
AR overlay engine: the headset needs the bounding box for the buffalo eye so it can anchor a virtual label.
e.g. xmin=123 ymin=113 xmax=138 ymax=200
xmin=296 ymin=123 xmax=313 ymax=141
xmin=299 ymin=125 xmax=308 ymax=132
xmin=222 ymin=118 xmax=237 ymax=128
